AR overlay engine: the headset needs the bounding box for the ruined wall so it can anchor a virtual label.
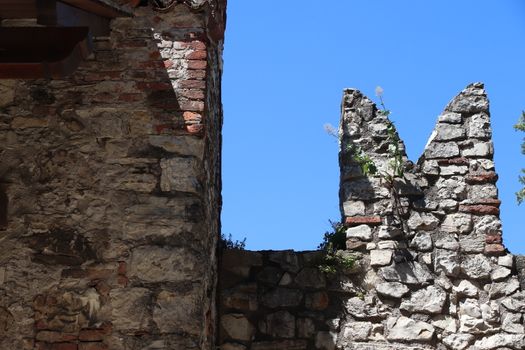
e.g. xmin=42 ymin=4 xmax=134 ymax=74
xmin=0 ymin=2 xmax=225 ymax=349
xmin=218 ymin=84 xmax=525 ymax=350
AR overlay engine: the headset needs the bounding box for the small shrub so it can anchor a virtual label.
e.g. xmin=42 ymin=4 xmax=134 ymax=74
xmin=317 ymin=221 xmax=356 ymax=275
xmin=219 ymin=233 xmax=246 ymax=250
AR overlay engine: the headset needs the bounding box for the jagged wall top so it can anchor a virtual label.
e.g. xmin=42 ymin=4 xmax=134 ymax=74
xmin=337 ymin=83 xmax=525 ymax=349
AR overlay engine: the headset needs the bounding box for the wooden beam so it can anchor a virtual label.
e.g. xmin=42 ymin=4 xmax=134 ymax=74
xmin=59 ymin=0 xmax=131 ymax=18
xmin=0 ymin=27 xmax=92 ymax=79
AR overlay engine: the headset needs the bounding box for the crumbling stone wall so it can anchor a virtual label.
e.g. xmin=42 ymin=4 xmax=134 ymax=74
xmin=218 ymin=84 xmax=525 ymax=350
xmin=0 ymin=2 xmax=225 ymax=349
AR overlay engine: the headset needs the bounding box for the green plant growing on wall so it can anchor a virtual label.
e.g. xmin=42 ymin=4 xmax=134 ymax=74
xmin=514 ymin=111 xmax=525 ymax=204
xmin=317 ymin=221 xmax=356 ymax=275
xmin=219 ymin=233 xmax=246 ymax=250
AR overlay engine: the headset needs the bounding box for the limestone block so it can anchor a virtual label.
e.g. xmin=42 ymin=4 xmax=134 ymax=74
xmin=473 ymin=334 xmax=525 ymax=350
xmin=468 ymin=113 xmax=491 ymax=139
xmin=440 ymin=165 xmax=468 ymax=175
xmin=386 ymin=316 xmax=434 ymax=342
xmin=110 ymin=288 xmax=151 ymax=331
xmin=376 ymin=282 xmax=409 ymax=299
xmin=435 ymin=177 xmax=467 ymax=200
xmin=438 ymin=112 xmax=462 ymax=124
xmin=259 ymin=310 xmax=295 ymax=338
xmin=487 ymin=278 xmax=520 ymax=299
xmin=129 ymin=246 xmax=198 ymax=283
xmin=474 ymin=215 xmax=502 ymax=235
xmin=462 ymin=141 xmax=493 ymax=157
xmin=269 ymin=250 xmax=301 ymax=273
xmin=342 ymin=322 xmax=373 ymax=341
xmin=459 ymin=234 xmax=485 ymax=253
xmin=0 ymin=80 xmax=15 ymax=107
xmin=442 ymin=333 xmax=475 ymax=350
xmin=491 ymin=266 xmax=511 ymax=281
xmin=346 ymin=225 xmax=373 ymax=241
xmin=410 ymin=232 xmax=433 ymax=251
xmin=315 ymin=331 xmax=337 ymax=350
xmin=160 ymin=157 xmax=201 ymax=194
xmin=295 ymin=268 xmax=326 ymax=288
xmin=434 ymin=123 xmax=466 ymax=141
xmin=441 ymin=213 xmax=472 ymax=234
xmin=343 ymin=200 xmax=366 ymax=216
xmin=370 ymin=250 xmax=393 ymax=267
xmin=435 ymin=249 xmax=461 ymax=277
xmin=153 ymin=290 xmax=200 ymax=335
xmin=400 ymin=286 xmax=446 ymax=314
xmin=461 ymin=254 xmax=492 ymax=280
xmin=469 ymin=184 xmax=498 ymax=201
xmin=261 ymin=288 xmax=302 ymax=308
xmin=296 ymin=318 xmax=316 ymax=338
xmin=380 ymin=262 xmax=433 ymax=285
xmin=407 ymin=212 xmax=439 ymax=231
xmin=148 ymin=135 xmax=205 ymax=159
xmin=431 ymin=315 xmax=457 ymax=334
xmin=453 ymin=280 xmax=479 ymax=297
xmin=424 ymin=141 xmax=460 ymax=159
xmin=221 ymin=314 xmax=255 ymax=341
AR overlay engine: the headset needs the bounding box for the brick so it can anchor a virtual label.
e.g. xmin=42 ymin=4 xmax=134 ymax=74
xmin=437 ymin=157 xmax=469 ymax=165
xmin=344 ymin=216 xmax=382 ymax=226
xmin=118 ymin=93 xmax=143 ymax=102
xmin=179 ymin=80 xmax=206 ymax=89
xmin=186 ymin=50 xmax=207 ymax=60
xmin=465 ymin=172 xmax=498 ymax=184
xmin=50 ymin=343 xmax=78 ymax=350
xmin=485 ymin=244 xmax=505 ymax=256
xmin=486 ymin=234 xmax=502 ymax=244
xmin=186 ymin=124 xmax=204 ymax=134
xmin=87 ymin=269 xmax=113 ymax=280
xmin=61 ymin=269 xmax=87 ymax=279
xmin=136 ymin=82 xmax=173 ymax=91
xmin=36 ymin=331 xmax=77 ymax=343
xmin=186 ymin=69 xmax=206 ymax=80
xmin=183 ymin=111 xmax=202 ymax=123
xmin=187 ymin=60 xmax=207 ymax=70
xmin=117 ymin=261 xmax=127 ymax=275
xmin=179 ymin=89 xmax=205 ymax=100
xmin=79 ymin=329 xmax=106 ymax=342
xmin=179 ymin=100 xmax=204 ymax=112
xmin=459 ymin=204 xmax=499 ymax=215
xmin=79 ymin=344 xmax=108 ymax=350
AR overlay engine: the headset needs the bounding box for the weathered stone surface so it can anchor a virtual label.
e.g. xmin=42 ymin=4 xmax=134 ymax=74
xmin=491 ymin=266 xmax=511 ymax=281
xmin=424 ymin=142 xmax=460 ymax=159
xmin=269 ymin=251 xmax=301 ymax=273
xmin=259 ymin=311 xmax=295 ymax=338
xmin=261 ymin=288 xmax=303 ymax=308
xmin=435 ymin=249 xmax=461 ymax=277
xmin=110 ymin=288 xmax=151 ymax=330
xmin=295 ymin=268 xmax=326 ymax=288
xmin=468 ymin=113 xmax=491 ymax=139
xmin=251 ymin=340 xmax=308 ymax=350
xmin=370 ymin=250 xmax=393 ymax=266
xmin=442 ymin=333 xmax=474 ymax=350
xmin=462 ymin=141 xmax=493 ymax=157
xmin=400 ymin=286 xmax=446 ymax=314
xmin=407 ymin=212 xmax=439 ymax=231
xmin=473 ymin=334 xmax=525 ymax=350
xmin=434 ymin=123 xmax=466 ymax=141
xmin=386 ymin=316 xmax=434 ymax=342
xmin=315 ymin=331 xmax=337 ymax=350
xmin=441 ymin=213 xmax=472 ymax=234
xmin=438 ymin=112 xmax=462 ymax=124
xmin=129 ymin=246 xmax=198 ymax=283
xmin=377 ymin=283 xmax=410 ymax=300
xmin=305 ymin=291 xmax=329 ymax=310
xmin=153 ymin=290 xmax=200 ymax=335
xmin=453 ymin=280 xmax=479 ymax=297
xmin=346 ymin=224 xmax=373 ymax=241
xmin=343 ymin=201 xmax=366 ymax=216
xmin=341 ymin=322 xmax=373 ymax=341
xmin=221 ymin=314 xmax=255 ymax=341
xmin=410 ymin=232 xmax=433 ymax=251
xmin=380 ymin=262 xmax=433 ymax=285
xmin=461 ymin=255 xmax=492 ymax=280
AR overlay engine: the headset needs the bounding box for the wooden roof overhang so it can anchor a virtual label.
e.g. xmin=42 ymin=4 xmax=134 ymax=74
xmin=0 ymin=0 xmax=131 ymax=79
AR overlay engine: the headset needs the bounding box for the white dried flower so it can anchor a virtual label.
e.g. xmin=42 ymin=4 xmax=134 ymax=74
xmin=323 ymin=123 xmax=338 ymax=138
xmin=375 ymin=86 xmax=384 ymax=97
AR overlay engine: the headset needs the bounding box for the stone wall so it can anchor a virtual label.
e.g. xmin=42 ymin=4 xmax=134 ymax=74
xmin=218 ymin=84 xmax=525 ymax=350
xmin=0 ymin=2 xmax=225 ymax=350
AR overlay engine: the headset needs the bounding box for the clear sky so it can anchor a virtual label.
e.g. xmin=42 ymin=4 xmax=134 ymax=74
xmin=221 ymin=1 xmax=525 ymax=254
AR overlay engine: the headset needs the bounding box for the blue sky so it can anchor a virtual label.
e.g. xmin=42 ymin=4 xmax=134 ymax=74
xmin=221 ymin=1 xmax=525 ymax=254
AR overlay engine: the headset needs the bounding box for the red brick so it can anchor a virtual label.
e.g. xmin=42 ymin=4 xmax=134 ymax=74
xmin=117 ymin=261 xmax=127 ymax=275
xmin=466 ymin=172 xmax=498 ymax=184
xmin=35 ymin=342 xmax=51 ymax=350
xmin=163 ymin=60 xmax=174 ymax=69
xmin=79 ymin=329 xmax=106 ymax=342
xmin=136 ymin=82 xmax=172 ymax=91
xmin=87 ymin=269 xmax=113 ymax=280
xmin=485 ymin=244 xmax=505 ymax=256
xmin=50 ymin=343 xmax=78 ymax=350
xmin=179 ymin=89 xmax=205 ymax=100
xmin=438 ymin=157 xmax=469 ymax=165
xmin=61 ymin=269 xmax=87 ymax=279
xmin=186 ymin=69 xmax=206 ymax=80
xmin=117 ymin=275 xmax=129 ymax=287
xmin=344 ymin=216 xmax=382 ymax=226
xmin=149 ymin=51 xmax=161 ymax=60
xmin=459 ymin=205 xmax=499 ymax=215
xmin=187 ymin=50 xmax=207 ymax=60
xmin=183 ymin=112 xmax=202 ymax=123
xmin=136 ymin=61 xmax=165 ymax=70
xmin=35 ymin=319 xmax=49 ymax=330
xmin=187 ymin=60 xmax=207 ymax=70
xmin=118 ymin=93 xmax=143 ymax=102
xmin=486 ymin=234 xmax=502 ymax=244
xmin=179 ymin=80 xmax=206 ymax=89
xmin=186 ymin=124 xmax=204 ymax=134
xmin=36 ymin=331 xmax=77 ymax=343
xmin=79 ymin=344 xmax=108 ymax=350
xmin=181 ymin=40 xmax=206 ymax=50
xmin=179 ymin=100 xmax=204 ymax=112
xmin=95 ymin=281 xmax=110 ymax=296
